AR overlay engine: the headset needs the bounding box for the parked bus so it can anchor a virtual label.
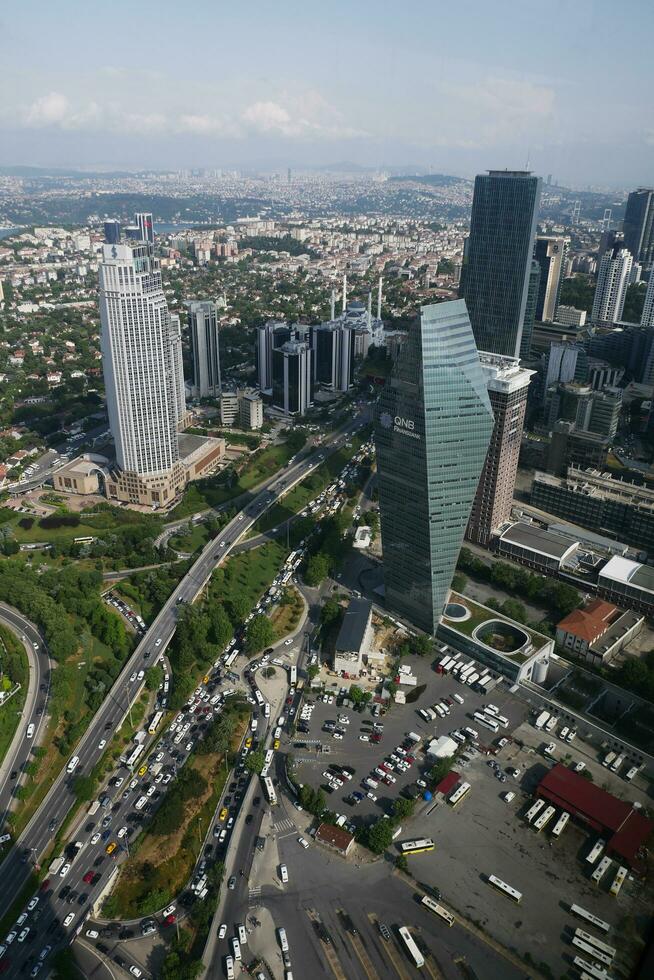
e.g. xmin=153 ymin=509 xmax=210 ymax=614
xmin=398 ymin=927 xmax=424 ymax=968
xmin=551 ymin=811 xmax=570 ymax=839
xmin=484 ymin=704 xmax=500 ymax=717
xmin=569 ymin=904 xmax=610 ymax=934
xmin=399 ymin=838 xmax=435 ymax=855
xmin=574 ymin=930 xmax=615 ymax=962
xmin=586 ymin=840 xmax=605 ymax=865
xmin=609 ymin=866 xmax=627 ymax=897
xmin=572 ymin=957 xmax=612 ymax=980
xmin=602 ymin=751 xmax=617 ymax=768
xmin=421 ymin=895 xmax=454 ymax=927
xmin=496 ymin=714 xmax=510 ymax=729
xmin=524 ymin=799 xmax=546 ymax=824
xmin=148 ymin=711 xmax=164 ymax=735
xmin=533 ymin=805 xmax=556 ymax=833
xmin=572 ymin=933 xmax=613 ymax=967
xmin=609 ymin=754 xmax=624 ymax=774
xmin=487 ymin=874 xmax=522 ymax=903
xmin=591 ymin=856 xmax=612 ymax=885
xmin=264 ymin=749 xmax=274 ymax=766
xmin=262 ymin=775 xmax=277 ymax=806
xmin=473 ymin=711 xmax=499 ymax=733
xmin=448 ymin=782 xmax=471 ymax=808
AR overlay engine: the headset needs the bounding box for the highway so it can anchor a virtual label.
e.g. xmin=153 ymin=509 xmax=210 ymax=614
xmin=0 ymin=604 xmax=51 ymax=825
xmin=0 ymin=412 xmax=367 ymax=967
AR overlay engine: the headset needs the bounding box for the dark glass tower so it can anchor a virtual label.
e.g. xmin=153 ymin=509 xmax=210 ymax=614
xmin=374 ymin=300 xmax=494 ymax=633
xmin=460 ymin=170 xmax=542 ymax=358
xmin=623 ymin=188 xmax=654 ymax=270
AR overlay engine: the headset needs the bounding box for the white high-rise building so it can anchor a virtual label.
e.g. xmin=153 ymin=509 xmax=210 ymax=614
xmin=188 ymin=300 xmax=221 ymax=397
xmin=592 ymin=246 xmax=633 ymax=324
xmin=100 ymin=241 xmax=180 ymax=477
xmin=642 ymin=275 xmax=654 ymax=327
xmin=169 ymin=313 xmax=187 ymax=421
xmin=135 ymin=212 xmax=154 ymax=244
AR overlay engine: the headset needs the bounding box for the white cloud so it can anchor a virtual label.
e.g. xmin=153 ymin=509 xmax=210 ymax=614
xmin=26 ymin=92 xmax=70 ymax=126
xmin=242 ymin=94 xmax=366 ymax=140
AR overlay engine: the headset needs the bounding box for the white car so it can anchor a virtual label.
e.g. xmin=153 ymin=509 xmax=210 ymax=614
xmin=218 ymin=923 xmax=227 ymax=939
xmin=129 ymin=672 xmax=137 ymax=683
xmin=574 ymin=760 xmax=586 ymax=773
xmin=366 ymin=791 xmax=377 ymax=801
xmin=359 ymin=734 xmax=369 ymax=742
xmin=284 ymin=638 xmax=293 ymax=646
xmin=90 ymin=833 xmax=101 ymax=845
xmin=220 ymin=541 xmax=226 ymax=548
xmin=86 ymin=929 xmax=99 ymax=939
xmin=162 ymin=904 xmax=176 ymax=918
xmin=544 ymin=742 xmax=556 ymax=756
xmin=280 ymin=864 xmax=288 ymax=884
xmin=63 ymin=913 xmax=75 ymax=927
xmin=155 ymin=638 xmax=162 ymax=647
xmin=129 ymin=967 xmax=143 ymax=978
xmin=117 ymin=826 xmax=128 ymax=838
xmin=332 ymin=732 xmax=343 ymax=740
xmin=26 ymin=724 xmax=35 ymax=739
xmin=97 ymin=739 xmax=106 ymax=751
xmin=297 ymin=836 xmax=309 ymax=849
xmin=502 ymin=791 xmax=516 ymax=804
xmin=59 ymin=863 xmax=71 ymax=878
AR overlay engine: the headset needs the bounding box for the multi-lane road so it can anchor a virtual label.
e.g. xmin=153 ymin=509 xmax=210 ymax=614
xmin=0 ymin=413 xmax=367 ymax=960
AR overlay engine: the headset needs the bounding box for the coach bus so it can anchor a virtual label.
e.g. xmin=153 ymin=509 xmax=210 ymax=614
xmin=572 ymin=956 xmax=612 ymax=980
xmin=551 ymin=811 xmax=570 ymax=839
xmin=533 ymin=805 xmax=557 ymax=833
xmin=586 ymin=840 xmax=605 ymax=865
xmin=398 ymin=926 xmax=424 ymax=968
xmin=591 ymin=856 xmax=612 ymax=885
xmin=574 ymin=929 xmax=615 ymax=962
xmin=399 ymin=838 xmax=435 ymax=856
xmin=524 ymin=799 xmax=546 ymax=824
xmin=421 ymin=895 xmax=454 ymax=927
xmin=448 ymin=782 xmax=471 ymax=808
xmin=609 ymin=865 xmax=627 ymax=897
xmin=262 ymin=775 xmax=277 ymax=806
xmin=487 ymin=874 xmax=522 ymax=903
xmin=569 ymin=904 xmax=610 ymax=934
xmin=572 ymin=934 xmax=613 ymax=967
xmin=148 ymin=711 xmax=164 ymax=735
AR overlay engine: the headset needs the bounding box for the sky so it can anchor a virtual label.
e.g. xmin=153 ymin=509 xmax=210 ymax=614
xmin=1 ymin=0 xmax=652 ymax=187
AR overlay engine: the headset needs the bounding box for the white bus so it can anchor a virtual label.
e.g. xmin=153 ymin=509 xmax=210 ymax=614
xmin=525 ymin=799 xmax=546 ymax=824
xmin=496 ymin=714 xmax=510 ymax=729
xmin=264 ymin=749 xmax=274 ymax=766
xmin=484 ymin=704 xmax=500 ymax=717
xmin=421 ymin=895 xmax=454 ymax=927
xmin=573 ymin=930 xmax=615 ymax=962
xmin=289 ymin=665 xmax=297 ymax=684
xmin=398 ymin=927 xmax=424 ymax=968
xmin=569 ymin=904 xmax=610 ymax=934
xmin=572 ymin=958 xmax=611 ymax=980
xmin=487 ymin=874 xmax=522 ymax=903
xmin=399 ymin=838 xmax=435 ymax=855
xmin=551 ymin=811 xmax=570 ymax=839
xmin=262 ymin=775 xmax=277 ymax=806
xmin=224 ymin=649 xmax=238 ymax=668
xmin=448 ymin=782 xmax=471 ymax=808
xmin=533 ymin=805 xmax=556 ymax=833
xmin=473 ymin=711 xmax=499 ymax=733
xmin=148 ymin=711 xmax=164 ymax=735
xmin=609 ymin=754 xmax=624 ymax=773
xmin=609 ymin=866 xmax=627 ymax=897
xmin=125 ymin=745 xmax=144 ymax=769
xmin=572 ymin=932 xmax=613 ymax=967
xmin=591 ymin=856 xmax=612 ymax=885
xmin=586 ymin=840 xmax=605 ymax=865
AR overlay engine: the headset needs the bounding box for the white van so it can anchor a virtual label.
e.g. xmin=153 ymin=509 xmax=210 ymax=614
xmin=66 ymin=756 xmax=80 ymax=775
xmin=364 ymin=777 xmax=378 ymax=790
xmin=232 ymin=938 xmax=241 ymax=960
xmin=134 ymin=796 xmax=148 ymax=810
xmin=225 ymin=955 xmax=235 ymax=980
xmin=452 ymin=693 xmax=465 ymax=705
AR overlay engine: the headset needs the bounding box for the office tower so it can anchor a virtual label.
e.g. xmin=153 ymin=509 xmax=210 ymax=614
xmin=592 ymin=245 xmax=633 ymax=324
xmin=272 ymin=339 xmax=312 ymax=415
xmin=544 ymin=343 xmax=587 ymax=390
xmin=311 ymin=321 xmax=355 ymax=391
xmin=623 ymin=188 xmax=654 ymax=270
xmin=256 ymin=320 xmax=292 ymax=391
xmin=104 ymin=220 xmax=121 ymax=245
xmin=467 ymin=354 xmax=534 ymax=546
xmin=534 ymin=236 xmax=569 ymax=321
xmin=135 ymin=212 xmax=154 ymax=244
xmin=168 ymin=313 xmax=186 ymax=422
xmin=460 ymin=170 xmax=542 ymax=358
xmin=642 ymin=275 xmax=654 ymax=327
xmin=374 ymin=300 xmax=493 ymax=633
xmin=124 ymin=225 xmax=141 ymax=241
xmin=100 ymin=241 xmax=179 ymax=477
xmin=520 ymin=260 xmax=541 ymax=359
xmin=555 ymin=305 xmax=587 ymax=327
xmin=547 ymin=383 xmax=622 ymax=440
xmin=188 ymin=300 xmax=221 ymax=398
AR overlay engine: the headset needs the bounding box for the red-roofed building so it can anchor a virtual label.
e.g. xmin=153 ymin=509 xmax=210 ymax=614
xmin=537 ymin=764 xmax=652 ymax=871
xmin=434 ymin=770 xmax=460 ymax=797
xmin=556 ymin=598 xmax=643 ymax=666
xmin=315 ymin=823 xmax=354 ymax=857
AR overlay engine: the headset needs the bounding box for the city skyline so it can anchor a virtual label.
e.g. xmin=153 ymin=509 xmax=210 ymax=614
xmin=1 ymin=0 xmax=653 ymax=185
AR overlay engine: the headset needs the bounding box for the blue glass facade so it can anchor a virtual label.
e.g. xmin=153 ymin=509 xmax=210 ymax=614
xmin=374 ymin=300 xmax=494 ymax=634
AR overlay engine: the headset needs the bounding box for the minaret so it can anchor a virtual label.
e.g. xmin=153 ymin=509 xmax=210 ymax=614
xmin=342 ymin=275 xmax=347 ymax=313
xmin=377 ymin=277 xmax=383 ymax=320
xmin=367 ymin=290 xmax=372 ymax=332
xmin=330 ymin=289 xmax=336 ymax=321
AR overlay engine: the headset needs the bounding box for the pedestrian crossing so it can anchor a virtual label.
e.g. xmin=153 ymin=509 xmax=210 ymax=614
xmin=249 ymin=885 xmax=262 ymax=899
xmin=273 ymin=816 xmax=295 ymax=833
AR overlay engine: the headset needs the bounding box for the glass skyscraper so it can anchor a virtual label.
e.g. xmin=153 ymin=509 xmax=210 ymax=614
xmin=374 ymin=300 xmax=494 ymax=633
xmin=460 ymin=170 xmax=542 ymax=358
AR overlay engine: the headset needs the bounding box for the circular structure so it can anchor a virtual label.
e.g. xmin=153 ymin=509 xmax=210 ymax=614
xmin=442 ymin=602 xmax=471 ymax=622
xmin=473 ymin=619 xmax=530 ymax=656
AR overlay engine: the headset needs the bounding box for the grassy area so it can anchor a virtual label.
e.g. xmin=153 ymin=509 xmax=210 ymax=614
xmin=270 ymin=588 xmax=304 ymax=640
xmin=169 ymin=523 xmax=211 ymax=554
xmin=5 ymin=502 xmax=162 ymax=547
xmin=210 ymin=540 xmax=287 ymax=612
xmin=0 ymin=625 xmax=28 ymax=766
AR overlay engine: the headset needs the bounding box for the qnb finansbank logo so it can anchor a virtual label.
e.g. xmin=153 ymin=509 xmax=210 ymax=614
xmin=380 ymin=411 xmax=421 ymax=439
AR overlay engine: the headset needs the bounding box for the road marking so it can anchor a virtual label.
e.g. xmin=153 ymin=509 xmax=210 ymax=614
xmin=367 ymin=915 xmax=409 ymax=980
xmin=273 ymin=817 xmax=295 ymax=832
xmin=346 ymin=930 xmax=380 ymax=979
xmin=306 ymin=910 xmax=348 ymax=980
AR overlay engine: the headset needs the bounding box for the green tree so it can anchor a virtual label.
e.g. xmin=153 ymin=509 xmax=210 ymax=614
xmin=392 ymin=797 xmax=415 ymax=820
xmin=307 ymin=664 xmax=320 ymax=681
xmin=145 ymin=665 xmax=164 ymax=692
xmin=304 ymin=552 xmax=330 ymax=587
xmin=366 ymin=818 xmax=395 ymax=854
xmin=245 ymin=614 xmax=275 ymax=654
xmin=429 ymin=756 xmax=454 ymax=785
xmin=395 ymin=853 xmax=409 ymax=873
xmin=320 ymin=599 xmax=341 ymax=625
xmin=72 ymin=774 xmax=96 ymax=801
xmin=245 ymin=747 xmax=266 ymax=774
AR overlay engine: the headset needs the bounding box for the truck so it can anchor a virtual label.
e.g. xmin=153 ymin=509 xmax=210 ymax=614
xmin=87 ymin=800 xmax=100 ymax=816
xmin=399 ymin=674 xmax=417 ymax=686
xmin=150 ymin=763 xmax=163 ymax=778
xmin=48 ymin=856 xmax=65 ymax=875
xmin=545 ymin=716 xmax=558 ymax=733
xmin=534 ymin=711 xmax=550 ymax=730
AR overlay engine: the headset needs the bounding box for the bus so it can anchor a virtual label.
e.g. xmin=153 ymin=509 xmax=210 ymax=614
xmin=572 ymin=958 xmax=612 ymax=980
xmin=609 ymin=866 xmax=627 ymax=897
xmin=487 ymin=875 xmax=522 ymax=903
xmin=448 ymin=782 xmax=471 ymax=808
xmin=586 ymin=840 xmax=605 ymax=865
xmin=399 ymin=838 xmax=435 ymax=855
xmin=572 ymin=934 xmax=613 ymax=967
xmin=262 ymin=775 xmax=277 ymax=806
xmin=264 ymin=749 xmax=274 ymax=766
xmin=609 ymin=754 xmax=624 ymax=774
xmin=574 ymin=930 xmax=616 ymax=962
xmin=569 ymin=905 xmax=610 ymax=934
xmin=533 ymin=805 xmax=556 ymax=833
xmin=496 ymin=714 xmax=510 ymax=729
xmin=551 ymin=812 xmax=570 ymax=839
xmin=484 ymin=704 xmax=500 ymax=717
xmin=398 ymin=927 xmax=424 ymax=968
xmin=473 ymin=711 xmax=499 ymax=733
xmin=591 ymin=856 xmax=612 ymax=885
xmin=524 ymin=799 xmax=546 ymax=824
xmin=289 ymin=665 xmax=297 ymax=685
xmin=421 ymin=895 xmax=454 ymax=927
xmin=224 ymin=649 xmax=238 ymax=668
xmin=125 ymin=744 xmax=145 ymax=769
xmin=148 ymin=711 xmax=164 ymax=735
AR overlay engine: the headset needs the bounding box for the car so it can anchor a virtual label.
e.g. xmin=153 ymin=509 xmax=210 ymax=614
xmin=574 ymin=760 xmax=586 ymax=772
xmin=379 ymin=922 xmax=391 ymax=941
xmin=17 ymin=927 xmax=30 ymax=943
xmin=63 ymin=913 xmax=75 ymax=927
xmin=129 ymin=967 xmax=143 ymax=978
xmin=284 ymin=638 xmax=293 ymax=646
xmin=26 ymin=723 xmax=35 ymax=739
xmin=82 ymin=872 xmax=94 ymax=884
xmin=85 ymin=929 xmax=99 ymax=939
xmin=218 ymin=923 xmax=227 ymax=939
xmin=502 ymin=791 xmax=516 ymax=803
xmin=27 ymin=897 xmax=39 ymax=911
xmin=106 ymin=842 xmax=117 ymax=855
xmin=280 ymin=864 xmax=288 ymax=883
xmin=155 ymin=638 xmax=162 ymax=647
xmin=5 ymin=931 xmax=16 ymax=945
xmin=117 ymin=826 xmax=128 ymax=838
xmin=97 ymin=739 xmax=107 ymax=751
xmin=297 ymin=836 xmax=309 ymax=849
xmin=359 ymin=734 xmax=370 ymax=742
xmin=90 ymin=833 xmax=101 ymax=845
xmin=333 ymin=732 xmax=343 ymax=740
xmin=544 ymin=742 xmax=556 ymax=756
xmin=161 ymin=904 xmax=176 ymax=918
xmin=228 ymin=876 xmax=236 ymax=890
xmin=164 ymin=914 xmax=176 ymax=926
xmin=366 ymin=791 xmax=377 ymax=801
xmin=59 ymin=863 xmax=71 ymax=878
xmin=137 ymin=764 xmax=148 ymax=777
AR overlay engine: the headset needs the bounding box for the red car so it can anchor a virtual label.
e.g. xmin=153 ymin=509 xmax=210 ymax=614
xmin=371 ymin=734 xmax=382 ymax=743
xmin=164 ymin=914 xmax=177 ymax=926
xmin=406 ymin=755 xmax=415 ymax=764
xmin=83 ymin=872 xmax=94 ymax=884
xmin=40 ymin=879 xmax=50 ymax=892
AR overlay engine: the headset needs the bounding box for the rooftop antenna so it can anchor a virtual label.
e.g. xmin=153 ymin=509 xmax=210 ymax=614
xmin=342 ymin=274 xmax=347 ymax=313
xmin=330 ymin=289 xmax=335 ymax=321
xmin=525 ymin=148 xmax=531 ymax=171
xmin=377 ymin=276 xmax=383 ymax=320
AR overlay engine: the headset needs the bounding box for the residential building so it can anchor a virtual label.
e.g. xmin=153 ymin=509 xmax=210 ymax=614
xmin=546 ymin=382 xmax=622 ymax=439
xmin=555 ymin=305 xmax=587 ymax=327
xmin=531 ymin=466 xmax=654 ymax=554
xmin=592 ymin=245 xmax=633 ymax=324
xmin=238 ymin=389 xmax=264 ymax=429
xmin=374 ymin=299 xmax=493 ymax=633
xmin=168 ymin=313 xmax=186 ymax=422
xmin=460 ymin=170 xmax=542 ymax=357
xmin=188 ymin=300 xmax=221 ymax=398
xmin=467 ymin=354 xmax=534 ymax=546
xmin=534 ymin=235 xmax=569 ymax=321
xmin=642 ymin=274 xmax=654 ymax=327
xmin=220 ymin=391 xmax=239 ymax=426
xmin=333 ymin=598 xmax=373 ymax=675
xmin=556 ymin=599 xmax=643 ymax=667
xmin=623 ymin=188 xmax=654 ymax=270
xmin=272 ymin=339 xmax=312 ymax=415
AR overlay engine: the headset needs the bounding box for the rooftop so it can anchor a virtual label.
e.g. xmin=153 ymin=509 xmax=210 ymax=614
xmin=534 ymin=467 xmax=654 ymax=513
xmin=499 ymin=521 xmax=579 ymax=562
xmin=335 ymin=598 xmax=372 ymax=653
xmin=556 ymin=599 xmax=620 ymax=643
xmin=315 ymin=823 xmax=354 ymax=854
xmin=599 ymin=556 xmax=654 ymax=597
